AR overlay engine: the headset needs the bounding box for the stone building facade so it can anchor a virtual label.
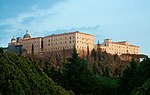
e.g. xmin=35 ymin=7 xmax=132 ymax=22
xmin=8 ymin=30 xmax=94 ymax=57
xmin=42 ymin=31 xmax=94 ymax=57
xmin=97 ymin=39 xmax=139 ymax=55
xmin=7 ymin=30 xmax=139 ymax=57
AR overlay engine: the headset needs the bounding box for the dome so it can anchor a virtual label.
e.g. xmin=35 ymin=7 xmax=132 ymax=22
xmin=11 ymin=37 xmax=16 ymax=41
xmin=11 ymin=36 xmax=16 ymax=43
xmin=23 ymin=30 xmax=31 ymax=39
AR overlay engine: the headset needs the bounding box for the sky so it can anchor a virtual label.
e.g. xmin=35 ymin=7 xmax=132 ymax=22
xmin=0 ymin=0 xmax=150 ymax=56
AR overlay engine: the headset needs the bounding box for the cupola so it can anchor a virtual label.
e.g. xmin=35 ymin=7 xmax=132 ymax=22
xmin=23 ymin=30 xmax=31 ymax=39
xmin=11 ymin=36 xmax=16 ymax=43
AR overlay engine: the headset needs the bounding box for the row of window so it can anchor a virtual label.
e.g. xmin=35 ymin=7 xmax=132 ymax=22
xmin=44 ymin=46 xmax=72 ymax=51
xmin=108 ymin=44 xmax=138 ymax=50
xmin=76 ymin=46 xmax=91 ymax=49
xmin=47 ymin=36 xmax=74 ymax=42
xmin=23 ymin=45 xmax=39 ymax=48
xmin=23 ymin=39 xmax=41 ymax=43
xmin=46 ymin=41 xmax=73 ymax=46
xmin=101 ymin=48 xmax=138 ymax=54
xmin=77 ymin=41 xmax=92 ymax=44
xmin=46 ymin=37 xmax=93 ymax=42
xmin=108 ymin=48 xmax=138 ymax=52
xmin=44 ymin=45 xmax=91 ymax=50
xmin=23 ymin=41 xmax=39 ymax=44
xmin=76 ymin=37 xmax=93 ymax=41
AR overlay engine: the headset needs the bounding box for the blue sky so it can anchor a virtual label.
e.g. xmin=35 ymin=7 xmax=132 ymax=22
xmin=0 ymin=0 xmax=150 ymax=56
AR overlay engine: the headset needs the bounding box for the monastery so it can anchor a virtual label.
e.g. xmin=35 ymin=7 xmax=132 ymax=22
xmin=4 ymin=30 xmax=139 ymax=58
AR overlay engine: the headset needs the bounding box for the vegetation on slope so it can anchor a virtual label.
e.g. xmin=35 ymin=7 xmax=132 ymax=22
xmin=43 ymin=47 xmax=119 ymax=95
xmin=119 ymin=57 xmax=150 ymax=95
xmin=43 ymin=47 xmax=150 ymax=95
xmin=0 ymin=49 xmax=74 ymax=95
xmin=1 ymin=46 xmax=150 ymax=95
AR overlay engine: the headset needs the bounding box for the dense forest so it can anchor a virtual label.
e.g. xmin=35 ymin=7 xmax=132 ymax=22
xmin=0 ymin=47 xmax=150 ymax=95
xmin=0 ymin=48 xmax=74 ymax=95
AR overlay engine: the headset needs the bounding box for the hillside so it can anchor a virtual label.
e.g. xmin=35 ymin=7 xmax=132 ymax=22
xmin=0 ymin=51 xmax=74 ymax=95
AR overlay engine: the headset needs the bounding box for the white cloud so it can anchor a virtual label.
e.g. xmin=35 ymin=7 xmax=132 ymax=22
xmin=0 ymin=0 xmax=120 ymax=36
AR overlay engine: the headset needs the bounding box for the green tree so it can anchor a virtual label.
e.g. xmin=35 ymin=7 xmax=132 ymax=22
xmin=131 ymin=79 xmax=150 ymax=95
xmin=0 ymin=52 xmax=74 ymax=95
xmin=60 ymin=46 xmax=118 ymax=95
xmin=61 ymin=46 xmax=92 ymax=94
xmin=103 ymin=67 xmax=110 ymax=77
xmin=91 ymin=48 xmax=97 ymax=61
xmin=0 ymin=47 xmax=4 ymax=54
xmin=136 ymin=58 xmax=150 ymax=85
xmin=31 ymin=44 xmax=34 ymax=56
xmin=118 ymin=59 xmax=138 ymax=95
xmin=63 ymin=46 xmax=89 ymax=80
